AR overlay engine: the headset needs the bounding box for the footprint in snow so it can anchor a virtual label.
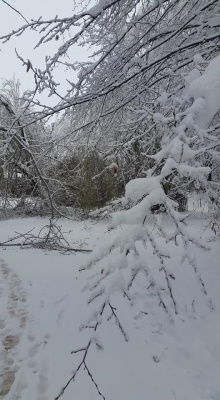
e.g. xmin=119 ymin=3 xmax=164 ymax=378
xmin=0 ymin=259 xmax=29 ymax=397
xmin=28 ymin=341 xmax=42 ymax=358
xmin=37 ymin=359 xmax=49 ymax=397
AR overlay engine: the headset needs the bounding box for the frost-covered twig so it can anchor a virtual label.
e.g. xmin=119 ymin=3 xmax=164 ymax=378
xmin=55 ymin=302 xmax=106 ymax=400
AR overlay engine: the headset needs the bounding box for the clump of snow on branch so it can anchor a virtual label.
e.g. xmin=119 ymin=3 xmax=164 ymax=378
xmin=189 ymin=55 xmax=220 ymax=127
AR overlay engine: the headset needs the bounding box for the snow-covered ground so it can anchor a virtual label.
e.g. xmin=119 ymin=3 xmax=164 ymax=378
xmin=0 ymin=214 xmax=219 ymax=400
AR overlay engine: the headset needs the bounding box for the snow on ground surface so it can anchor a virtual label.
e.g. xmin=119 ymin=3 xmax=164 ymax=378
xmin=0 ymin=213 xmax=219 ymax=400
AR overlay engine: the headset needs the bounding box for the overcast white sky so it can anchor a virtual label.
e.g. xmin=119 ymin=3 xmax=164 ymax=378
xmin=0 ymin=0 xmax=92 ymax=105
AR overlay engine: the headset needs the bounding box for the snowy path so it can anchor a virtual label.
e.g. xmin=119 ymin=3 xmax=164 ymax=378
xmin=0 ymin=216 xmax=220 ymax=400
xmin=0 ymin=248 xmax=87 ymax=400
xmin=0 ymin=259 xmax=28 ymax=398
xmin=0 ymin=256 xmax=53 ymax=400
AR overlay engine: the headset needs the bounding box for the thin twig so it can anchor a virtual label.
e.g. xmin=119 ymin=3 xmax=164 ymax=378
xmin=1 ymin=0 xmax=29 ymax=23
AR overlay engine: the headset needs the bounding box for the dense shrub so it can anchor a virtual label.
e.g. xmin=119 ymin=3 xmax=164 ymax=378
xmin=52 ymin=150 xmax=122 ymax=211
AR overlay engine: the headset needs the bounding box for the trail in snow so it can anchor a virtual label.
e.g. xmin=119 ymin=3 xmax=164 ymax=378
xmin=0 ymin=252 xmax=72 ymax=400
xmin=0 ymin=259 xmax=28 ymax=398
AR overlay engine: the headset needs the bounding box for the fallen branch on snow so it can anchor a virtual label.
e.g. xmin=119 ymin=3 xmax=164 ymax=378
xmin=0 ymin=221 xmax=92 ymax=253
xmin=0 ymin=242 xmax=92 ymax=252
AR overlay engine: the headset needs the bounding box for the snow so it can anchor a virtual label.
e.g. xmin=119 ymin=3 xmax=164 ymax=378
xmin=207 ymin=16 xmax=220 ymax=28
xmin=189 ymin=55 xmax=220 ymax=127
xmin=0 ymin=215 xmax=220 ymax=400
xmin=193 ymin=54 xmax=206 ymax=65
xmin=157 ymin=91 xmax=168 ymax=105
xmin=122 ymin=176 xmax=161 ymax=205
xmin=107 ymin=176 xmax=176 ymax=226
xmin=84 ymin=0 xmax=108 ymax=17
xmin=185 ymin=68 xmax=201 ymax=85
xmin=153 ymin=112 xmax=167 ymax=123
